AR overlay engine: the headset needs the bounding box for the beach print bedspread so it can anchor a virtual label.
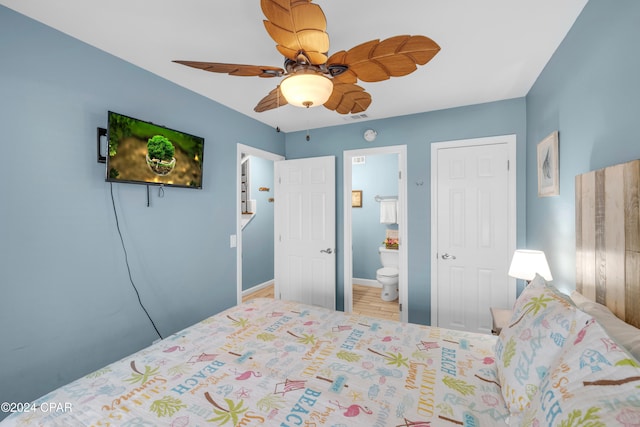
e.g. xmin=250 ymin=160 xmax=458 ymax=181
xmin=2 ymin=298 xmax=509 ymax=426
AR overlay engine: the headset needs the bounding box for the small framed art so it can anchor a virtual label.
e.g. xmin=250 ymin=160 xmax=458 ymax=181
xmin=537 ymin=131 xmax=559 ymax=197
xmin=351 ymin=190 xmax=362 ymax=207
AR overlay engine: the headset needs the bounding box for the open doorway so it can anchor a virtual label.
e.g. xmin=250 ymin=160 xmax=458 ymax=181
xmin=236 ymin=144 xmax=284 ymax=304
xmin=343 ymin=145 xmax=408 ymax=322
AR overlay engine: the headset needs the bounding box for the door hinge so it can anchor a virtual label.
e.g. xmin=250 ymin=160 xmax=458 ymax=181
xmin=507 ymin=160 xmax=510 ymax=171
xmin=399 ymin=303 xmax=402 ymax=312
xmin=399 ymin=171 xmax=402 ymax=180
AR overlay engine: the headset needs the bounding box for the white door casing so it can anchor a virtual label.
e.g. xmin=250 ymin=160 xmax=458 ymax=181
xmin=343 ymin=145 xmax=408 ymax=323
xmin=236 ymin=144 xmax=284 ymax=305
xmin=275 ymin=156 xmax=336 ymax=310
xmin=430 ymin=135 xmax=516 ymax=333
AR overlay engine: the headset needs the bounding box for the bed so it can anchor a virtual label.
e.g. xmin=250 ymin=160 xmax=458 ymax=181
xmin=3 ymin=161 xmax=640 ymax=427
xmin=2 ymin=291 xmax=639 ymax=427
xmin=1 ymin=297 xmax=508 ymax=426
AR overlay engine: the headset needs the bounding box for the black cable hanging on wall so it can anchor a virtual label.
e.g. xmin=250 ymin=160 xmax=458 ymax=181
xmin=110 ymin=183 xmax=163 ymax=340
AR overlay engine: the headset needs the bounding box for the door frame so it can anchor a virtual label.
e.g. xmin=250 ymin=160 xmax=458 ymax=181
xmin=343 ymin=145 xmax=408 ymax=322
xmin=430 ymin=135 xmax=517 ymax=327
xmin=236 ymin=143 xmax=284 ymax=305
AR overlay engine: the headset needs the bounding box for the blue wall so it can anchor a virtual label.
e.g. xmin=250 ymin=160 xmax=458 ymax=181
xmin=5 ymin=0 xmax=638 ymax=414
xmin=525 ymin=0 xmax=640 ymax=294
xmin=0 ymin=6 xmax=284 ymax=410
xmin=352 ymin=153 xmax=399 ymax=279
xmin=285 ymin=100 xmax=528 ymax=323
xmin=242 ymin=156 xmax=275 ymax=290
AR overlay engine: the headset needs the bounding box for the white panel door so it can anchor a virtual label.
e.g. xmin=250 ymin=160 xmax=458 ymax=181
xmin=434 ymin=141 xmax=513 ymax=333
xmin=275 ymin=156 xmax=336 ymax=309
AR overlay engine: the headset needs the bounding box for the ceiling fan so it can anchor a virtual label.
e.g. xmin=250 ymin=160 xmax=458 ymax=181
xmin=173 ymin=0 xmax=440 ymax=115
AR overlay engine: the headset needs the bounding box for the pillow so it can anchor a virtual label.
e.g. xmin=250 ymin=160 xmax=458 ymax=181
xmin=569 ymin=289 xmax=592 ymax=306
xmin=522 ymin=309 xmax=640 ymax=426
xmin=579 ymin=301 xmax=640 ymax=361
xmin=569 ymin=290 xmax=640 ymax=361
xmin=509 ymin=275 xmax=575 ymax=318
xmin=507 ymin=274 xmax=548 ymax=319
xmin=495 ymin=274 xmax=579 ymax=417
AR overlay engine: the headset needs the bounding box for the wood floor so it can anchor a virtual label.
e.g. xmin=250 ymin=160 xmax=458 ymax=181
xmin=243 ymin=284 xmax=399 ymax=322
xmin=352 ymin=284 xmax=400 ymax=321
xmin=242 ymin=285 xmax=274 ymax=300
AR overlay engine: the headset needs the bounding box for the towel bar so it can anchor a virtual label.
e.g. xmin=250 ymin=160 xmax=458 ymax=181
xmin=375 ymin=195 xmax=398 ymax=202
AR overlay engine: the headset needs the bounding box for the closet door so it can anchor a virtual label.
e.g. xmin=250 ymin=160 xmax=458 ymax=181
xmin=432 ymin=136 xmax=516 ymax=333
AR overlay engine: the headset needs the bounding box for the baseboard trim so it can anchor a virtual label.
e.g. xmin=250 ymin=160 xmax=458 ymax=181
xmin=242 ymin=280 xmax=274 ymax=296
xmin=353 ymin=278 xmax=381 ymax=288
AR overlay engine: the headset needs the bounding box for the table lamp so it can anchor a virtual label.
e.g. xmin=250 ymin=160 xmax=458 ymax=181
xmin=508 ymin=249 xmax=552 ymax=283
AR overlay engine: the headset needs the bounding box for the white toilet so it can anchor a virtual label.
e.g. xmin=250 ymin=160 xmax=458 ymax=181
xmin=377 ymin=246 xmax=399 ymax=301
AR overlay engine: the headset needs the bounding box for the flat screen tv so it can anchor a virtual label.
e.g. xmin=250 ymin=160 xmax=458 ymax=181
xmin=106 ymin=111 xmax=205 ymax=189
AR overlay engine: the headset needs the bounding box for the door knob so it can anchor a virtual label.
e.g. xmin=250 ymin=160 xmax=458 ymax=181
xmin=320 ymin=248 xmax=333 ymax=254
xmin=441 ymin=253 xmax=456 ymax=260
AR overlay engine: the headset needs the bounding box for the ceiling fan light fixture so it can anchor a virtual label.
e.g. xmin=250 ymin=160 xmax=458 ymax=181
xmin=280 ymin=71 xmax=333 ymax=108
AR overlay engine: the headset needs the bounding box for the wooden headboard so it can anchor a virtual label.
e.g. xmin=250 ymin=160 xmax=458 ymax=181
xmin=575 ymin=159 xmax=640 ymax=328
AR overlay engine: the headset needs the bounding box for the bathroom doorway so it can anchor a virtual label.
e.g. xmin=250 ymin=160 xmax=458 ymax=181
xmin=343 ymin=145 xmax=407 ymax=322
xmin=236 ymin=144 xmax=284 ymax=304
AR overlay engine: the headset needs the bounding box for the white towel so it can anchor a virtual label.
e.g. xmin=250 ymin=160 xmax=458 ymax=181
xmin=380 ymin=199 xmax=397 ymax=224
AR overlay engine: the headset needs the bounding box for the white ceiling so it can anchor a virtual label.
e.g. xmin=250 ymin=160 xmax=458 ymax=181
xmin=1 ymin=0 xmax=588 ymax=132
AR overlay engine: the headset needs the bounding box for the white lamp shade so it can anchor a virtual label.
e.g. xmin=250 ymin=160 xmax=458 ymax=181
xmin=508 ymin=249 xmax=553 ymax=281
xmin=280 ymin=71 xmax=333 ymax=108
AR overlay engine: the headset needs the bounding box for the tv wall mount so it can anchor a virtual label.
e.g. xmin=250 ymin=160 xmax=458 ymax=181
xmin=97 ymin=127 xmax=106 ymax=164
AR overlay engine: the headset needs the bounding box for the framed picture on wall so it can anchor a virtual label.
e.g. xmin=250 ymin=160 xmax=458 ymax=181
xmin=352 ymin=190 xmax=363 ymax=207
xmin=537 ymin=131 xmax=559 ymax=197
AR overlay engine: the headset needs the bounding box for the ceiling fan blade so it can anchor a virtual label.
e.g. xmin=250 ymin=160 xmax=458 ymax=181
xmin=261 ymin=0 xmax=329 ymax=65
xmin=327 ymin=35 xmax=440 ymax=83
xmin=173 ymin=61 xmax=284 ymax=78
xmin=254 ymin=87 xmax=289 ymax=112
xmin=324 ymin=83 xmax=372 ymax=115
